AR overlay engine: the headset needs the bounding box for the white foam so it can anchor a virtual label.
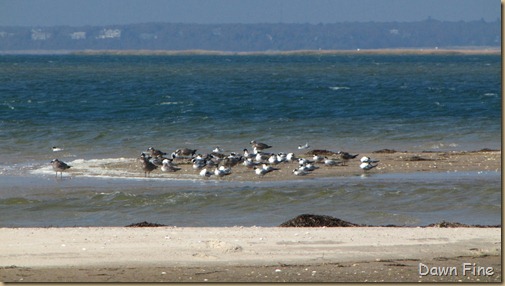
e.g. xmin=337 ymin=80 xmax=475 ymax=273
xmin=329 ymin=86 xmax=350 ymax=91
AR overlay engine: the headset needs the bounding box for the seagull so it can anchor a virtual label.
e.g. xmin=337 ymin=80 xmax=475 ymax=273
xmin=52 ymin=146 xmax=64 ymax=152
xmin=360 ymin=156 xmax=380 ymax=163
xmin=147 ymin=147 xmax=166 ymax=157
xmin=293 ymin=168 xmax=309 ymax=176
xmin=191 ymin=158 xmax=207 ymax=169
xmin=242 ymin=158 xmax=258 ymax=168
xmin=213 ymin=146 xmax=224 ymax=153
xmin=324 ymin=157 xmax=341 ymax=167
xmin=50 ymin=159 xmax=71 ymax=178
xmin=214 ymin=166 xmax=231 ymax=177
xmin=262 ymin=163 xmax=279 ymax=172
xmin=254 ymin=167 xmax=269 ymax=176
xmin=286 ymin=152 xmax=297 ymax=162
xmin=312 ymin=154 xmax=325 ymax=163
xmin=276 ymin=152 xmax=287 ymax=163
xmin=175 ymin=148 xmax=197 ymax=158
xmin=139 ymin=154 xmax=157 ymax=177
xmin=161 ymin=159 xmax=181 ymax=172
xmin=268 ymin=154 xmax=280 ymax=165
xmin=199 ymin=168 xmax=212 ymax=177
xmin=243 ymin=149 xmax=254 ymax=159
xmin=360 ymin=162 xmax=378 ymax=171
xmin=298 ymin=157 xmax=314 ymax=165
xmin=300 ymin=162 xmax=319 ymax=171
xmin=338 ymin=151 xmax=359 ymax=165
xmin=250 ymin=140 xmax=272 ymax=151
xmin=298 ymin=143 xmax=310 ymax=150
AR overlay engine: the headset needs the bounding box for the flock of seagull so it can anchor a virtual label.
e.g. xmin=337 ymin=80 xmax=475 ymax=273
xmin=50 ymin=140 xmax=380 ymax=179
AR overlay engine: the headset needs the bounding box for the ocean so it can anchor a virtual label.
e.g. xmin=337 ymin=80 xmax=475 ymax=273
xmin=0 ymin=53 xmax=501 ymax=227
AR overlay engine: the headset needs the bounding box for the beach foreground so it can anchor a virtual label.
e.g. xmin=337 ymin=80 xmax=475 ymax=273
xmin=0 ymin=227 xmax=500 ymax=282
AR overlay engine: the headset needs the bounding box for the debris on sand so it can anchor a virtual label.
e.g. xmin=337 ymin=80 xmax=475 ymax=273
xmin=125 ymin=221 xmax=167 ymax=227
xmin=279 ymin=214 xmax=362 ymax=227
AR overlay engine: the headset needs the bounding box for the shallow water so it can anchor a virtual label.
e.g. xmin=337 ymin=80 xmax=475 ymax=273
xmin=0 ymin=54 xmax=501 ymax=227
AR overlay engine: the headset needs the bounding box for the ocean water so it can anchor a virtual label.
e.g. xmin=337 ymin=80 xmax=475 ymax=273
xmin=0 ymin=54 xmax=501 ymax=227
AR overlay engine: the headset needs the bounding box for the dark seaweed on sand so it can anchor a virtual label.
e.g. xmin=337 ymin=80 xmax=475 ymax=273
xmin=279 ymin=215 xmax=501 ymax=228
xmin=279 ymin=214 xmax=362 ymax=227
xmin=126 ymin=221 xmax=167 ymax=227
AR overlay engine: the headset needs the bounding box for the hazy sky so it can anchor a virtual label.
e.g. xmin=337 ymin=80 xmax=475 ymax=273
xmin=0 ymin=0 xmax=500 ymax=27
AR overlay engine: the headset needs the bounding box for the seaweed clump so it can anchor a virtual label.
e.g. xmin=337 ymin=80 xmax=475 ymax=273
xmin=125 ymin=221 xmax=167 ymax=227
xmin=279 ymin=214 xmax=362 ymax=227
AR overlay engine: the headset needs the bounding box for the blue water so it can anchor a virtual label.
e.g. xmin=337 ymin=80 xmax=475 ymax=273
xmin=0 ymin=54 xmax=501 ymax=227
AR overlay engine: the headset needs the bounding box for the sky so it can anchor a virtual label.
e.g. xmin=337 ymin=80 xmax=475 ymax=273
xmin=0 ymin=0 xmax=500 ymax=27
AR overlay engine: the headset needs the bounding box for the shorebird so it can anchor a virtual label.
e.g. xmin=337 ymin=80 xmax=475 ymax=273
xmin=52 ymin=146 xmax=63 ymax=152
xmin=300 ymin=162 xmax=319 ymax=171
xmin=298 ymin=157 xmax=314 ymax=165
xmin=298 ymin=143 xmax=310 ymax=150
xmin=139 ymin=154 xmax=157 ymax=177
xmin=268 ymin=154 xmax=280 ymax=165
xmin=214 ymin=166 xmax=231 ymax=177
xmin=50 ymin=159 xmax=71 ymax=178
xmin=286 ymin=152 xmax=297 ymax=162
xmin=360 ymin=156 xmax=380 ymax=163
xmin=199 ymin=168 xmax=212 ymax=177
xmin=161 ymin=159 xmax=181 ymax=172
xmin=254 ymin=166 xmax=269 ymax=176
xmin=360 ymin=162 xmax=378 ymax=171
xmin=242 ymin=158 xmax=258 ymax=168
xmin=293 ymin=168 xmax=309 ymax=176
xmin=324 ymin=157 xmax=341 ymax=167
xmin=312 ymin=154 xmax=325 ymax=163
xmin=338 ymin=151 xmax=359 ymax=165
xmin=175 ymin=148 xmax=197 ymax=158
xmin=147 ymin=147 xmax=166 ymax=157
xmin=213 ymin=146 xmax=224 ymax=153
xmin=250 ymin=140 xmax=272 ymax=151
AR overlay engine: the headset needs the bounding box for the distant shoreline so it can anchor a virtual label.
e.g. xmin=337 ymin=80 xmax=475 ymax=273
xmin=0 ymin=48 xmax=500 ymax=56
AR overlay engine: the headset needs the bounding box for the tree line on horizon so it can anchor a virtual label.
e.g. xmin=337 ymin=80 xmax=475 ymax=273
xmin=0 ymin=19 xmax=500 ymax=52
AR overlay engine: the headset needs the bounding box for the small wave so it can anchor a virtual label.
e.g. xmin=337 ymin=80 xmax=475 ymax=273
xmin=329 ymin=86 xmax=350 ymax=91
xmin=159 ymin=101 xmax=181 ymax=105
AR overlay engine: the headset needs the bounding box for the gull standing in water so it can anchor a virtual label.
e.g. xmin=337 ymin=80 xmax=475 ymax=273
xmin=139 ymin=153 xmax=157 ymax=177
xmin=51 ymin=159 xmax=71 ymax=178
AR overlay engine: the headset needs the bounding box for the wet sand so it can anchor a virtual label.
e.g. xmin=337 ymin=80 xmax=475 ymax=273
xmin=64 ymin=149 xmax=501 ymax=181
xmin=0 ymin=227 xmax=501 ymax=282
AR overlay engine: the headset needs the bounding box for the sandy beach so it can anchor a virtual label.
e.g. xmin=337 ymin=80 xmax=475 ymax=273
xmin=0 ymin=226 xmax=501 ymax=282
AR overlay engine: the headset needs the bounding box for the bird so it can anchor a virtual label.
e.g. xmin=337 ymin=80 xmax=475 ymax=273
xmin=191 ymin=158 xmax=207 ymax=169
xmin=300 ymin=162 xmax=319 ymax=171
xmin=286 ymin=152 xmax=297 ymax=162
xmin=324 ymin=157 xmax=341 ymax=167
xmin=254 ymin=167 xmax=269 ymax=176
xmin=214 ymin=166 xmax=231 ymax=177
xmin=338 ymin=151 xmax=359 ymax=165
xmin=175 ymin=148 xmax=197 ymax=158
xmin=50 ymin=159 xmax=71 ymax=178
xmin=312 ymin=154 xmax=325 ymax=163
xmin=52 ymin=146 xmax=63 ymax=152
xmin=213 ymin=146 xmax=224 ymax=153
xmin=268 ymin=154 xmax=280 ymax=165
xmin=242 ymin=158 xmax=258 ymax=168
xmin=292 ymin=168 xmax=309 ymax=176
xmin=250 ymin=140 xmax=272 ymax=151
xmin=147 ymin=147 xmax=166 ymax=157
xmin=360 ymin=162 xmax=378 ymax=171
xmin=360 ymin=156 xmax=380 ymax=163
xmin=139 ymin=154 xmax=157 ymax=177
xmin=161 ymin=159 xmax=181 ymax=172
xmin=298 ymin=157 xmax=314 ymax=165
xmin=199 ymin=168 xmax=212 ymax=177
xmin=298 ymin=143 xmax=310 ymax=150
